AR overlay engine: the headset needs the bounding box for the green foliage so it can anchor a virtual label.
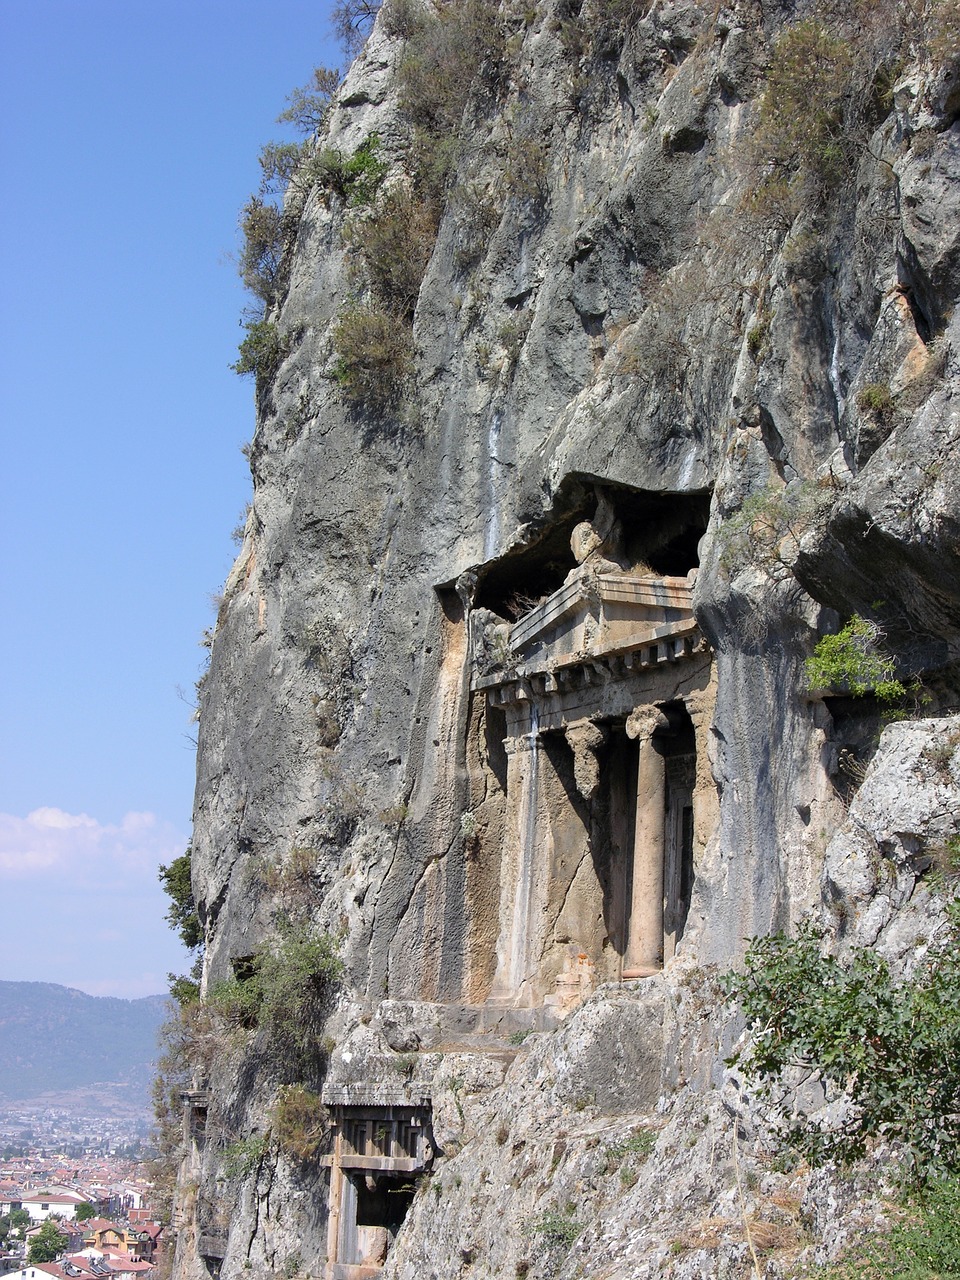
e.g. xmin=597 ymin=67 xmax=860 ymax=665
xmin=753 ymin=21 xmax=854 ymax=204
xmin=602 ymin=1126 xmax=657 ymax=1187
xmin=28 ymin=1219 xmax=68 ymax=1263
xmin=724 ymin=904 xmax=960 ymax=1185
xmin=397 ymin=0 xmax=500 ymax=136
xmin=150 ymin=999 xmax=227 ymax=1221
xmin=277 ymin=65 xmax=341 ymax=136
xmin=237 ymin=196 xmax=286 ymax=305
xmin=258 ymin=140 xmax=308 ymax=196
xmin=167 ymin=969 xmax=201 ymax=1006
xmin=160 ymin=848 xmax=204 ymax=1007
xmin=396 ymin=0 xmax=503 ymax=203
xmin=806 ymin=614 xmax=906 ymax=703
xmin=346 ymin=186 xmax=437 ymax=316
xmin=535 ymin=1208 xmax=582 ymax=1247
xmin=207 ymin=972 xmax=262 ymax=1029
xmin=272 ymin=1085 xmax=328 ymax=1162
xmin=813 ymin=1177 xmax=960 ymax=1278
xmin=74 ymin=1202 xmax=96 ymax=1222
xmin=159 ymin=849 xmax=202 ymax=951
xmin=0 ymin=1208 xmax=30 ymax=1242
xmin=718 ymin=481 xmax=829 ymax=573
xmin=231 ymin=320 xmax=290 ymax=383
xmin=857 ymin=382 xmax=895 ymax=419
xmin=281 ymin=1252 xmax=304 ymax=1280
xmin=332 ymin=303 xmax=413 ymax=413
xmin=312 ymin=135 xmax=388 ymax=208
xmin=608 ymin=1127 xmax=657 ymax=1161
xmin=221 ymin=1133 xmax=271 ymax=1180
xmin=746 ymin=308 xmax=772 ymax=358
xmin=208 ymin=926 xmax=344 ymax=1065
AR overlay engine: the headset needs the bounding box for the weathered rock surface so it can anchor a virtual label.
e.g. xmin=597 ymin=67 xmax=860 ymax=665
xmin=169 ymin=1 xmax=960 ymax=1277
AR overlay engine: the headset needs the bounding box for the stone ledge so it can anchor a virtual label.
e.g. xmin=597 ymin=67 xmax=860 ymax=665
xmin=321 ymin=1083 xmax=432 ymax=1108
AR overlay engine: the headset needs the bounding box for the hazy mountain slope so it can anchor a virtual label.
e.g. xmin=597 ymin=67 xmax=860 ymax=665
xmin=0 ymin=981 xmax=167 ymax=1101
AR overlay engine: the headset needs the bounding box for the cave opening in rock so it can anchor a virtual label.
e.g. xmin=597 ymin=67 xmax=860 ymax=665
xmin=471 ymin=481 xmax=710 ymax=620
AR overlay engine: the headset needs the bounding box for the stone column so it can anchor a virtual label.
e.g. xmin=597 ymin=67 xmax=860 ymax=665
xmin=489 ymin=729 xmax=539 ymax=1002
xmin=623 ymin=707 xmax=669 ymax=976
xmin=326 ymin=1124 xmax=344 ymax=1268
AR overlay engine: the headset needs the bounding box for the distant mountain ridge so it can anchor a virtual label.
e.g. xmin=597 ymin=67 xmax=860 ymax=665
xmin=0 ymin=981 xmax=168 ymax=1102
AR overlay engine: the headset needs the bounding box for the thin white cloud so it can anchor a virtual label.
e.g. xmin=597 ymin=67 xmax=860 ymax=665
xmin=0 ymin=807 xmax=183 ymax=880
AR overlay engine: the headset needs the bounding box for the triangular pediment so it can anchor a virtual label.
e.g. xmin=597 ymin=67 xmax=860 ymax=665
xmin=507 ymin=569 xmax=696 ymax=675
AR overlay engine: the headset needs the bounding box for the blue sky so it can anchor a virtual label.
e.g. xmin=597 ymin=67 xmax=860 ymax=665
xmin=0 ymin=0 xmax=341 ymax=998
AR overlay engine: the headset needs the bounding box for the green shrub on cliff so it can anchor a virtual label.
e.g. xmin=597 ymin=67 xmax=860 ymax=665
xmin=277 ymin=64 xmax=341 ymax=136
xmin=718 ymin=482 xmax=829 ymax=574
xmin=231 ymin=320 xmax=290 ymax=384
xmin=306 ymin=134 xmax=389 ymax=209
xmin=806 ymin=614 xmax=906 ymax=704
xmin=237 ymin=196 xmax=286 ymax=306
xmin=396 ymin=0 xmax=503 ymax=203
xmin=345 ymin=186 xmax=437 ymax=315
xmin=724 ymin=903 xmax=960 ymax=1185
xmin=272 ymin=1084 xmax=328 ymax=1161
xmin=159 ymin=848 xmax=203 ymax=1006
xmin=332 ymin=303 xmax=413 ymax=412
xmin=208 ymin=925 xmax=344 ymax=1060
xmin=221 ymin=1132 xmax=271 ymax=1180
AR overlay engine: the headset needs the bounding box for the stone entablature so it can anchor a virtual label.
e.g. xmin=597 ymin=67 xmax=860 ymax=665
xmin=479 ymin=624 xmax=707 ymax=725
xmin=321 ymin=1084 xmax=431 ymax=1109
xmin=506 ymin=570 xmax=696 ymax=673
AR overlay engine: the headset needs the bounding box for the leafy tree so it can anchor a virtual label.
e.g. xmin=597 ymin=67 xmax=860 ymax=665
xmin=277 ymin=65 xmax=341 ymax=135
xmin=258 ymin=140 xmax=307 ymax=196
xmin=159 ymin=849 xmax=201 ymax=951
xmin=332 ymin=0 xmax=382 ymax=56
xmin=74 ymin=1202 xmax=96 ymax=1222
xmin=28 ymin=1219 xmax=68 ymax=1263
xmin=237 ymin=197 xmax=286 ymax=305
xmin=159 ymin=847 xmax=203 ymax=1006
xmin=724 ymin=902 xmax=960 ymax=1185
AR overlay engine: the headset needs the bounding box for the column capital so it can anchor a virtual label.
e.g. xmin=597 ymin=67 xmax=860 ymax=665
xmin=565 ymin=718 xmax=608 ymax=800
xmin=625 ymin=705 xmax=670 ymax=742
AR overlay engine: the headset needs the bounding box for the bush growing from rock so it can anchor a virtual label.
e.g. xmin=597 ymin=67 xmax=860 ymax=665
xmin=805 ymin=614 xmax=906 ymax=704
xmin=346 ymin=187 xmax=437 ymax=316
xmin=332 ymin=304 xmax=414 ymax=412
xmin=724 ymin=903 xmax=960 ymax=1184
xmin=231 ymin=320 xmax=290 ymax=384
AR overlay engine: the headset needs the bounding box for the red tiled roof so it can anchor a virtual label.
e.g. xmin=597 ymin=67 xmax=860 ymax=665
xmin=22 ymin=1191 xmax=86 ymax=1205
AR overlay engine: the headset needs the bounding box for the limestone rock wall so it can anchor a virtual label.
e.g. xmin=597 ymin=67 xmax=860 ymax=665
xmin=172 ymin=1 xmax=960 ymax=1277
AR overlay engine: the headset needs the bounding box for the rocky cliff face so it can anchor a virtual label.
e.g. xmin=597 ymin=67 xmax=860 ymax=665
xmin=169 ymin=2 xmax=960 ymax=1277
